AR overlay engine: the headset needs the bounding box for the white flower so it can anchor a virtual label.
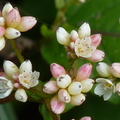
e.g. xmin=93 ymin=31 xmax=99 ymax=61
xmin=3 ymin=60 xmax=40 ymax=89
xmin=94 ymin=78 xmax=115 ymax=101
xmin=0 ymin=77 xmax=13 ymax=98
xmin=74 ymin=37 xmax=96 ymax=58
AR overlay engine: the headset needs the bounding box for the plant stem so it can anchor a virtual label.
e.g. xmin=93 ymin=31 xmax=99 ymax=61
xmin=9 ymin=39 xmax=24 ymax=63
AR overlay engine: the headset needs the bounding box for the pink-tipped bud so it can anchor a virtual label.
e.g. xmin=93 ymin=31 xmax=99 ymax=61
xmin=0 ymin=17 xmax=5 ymax=26
xmin=70 ymin=93 xmax=85 ymax=106
xmin=68 ymin=82 xmax=82 ymax=95
xmin=57 ymin=74 xmax=71 ymax=88
xmin=43 ymin=80 xmax=59 ymax=94
xmin=115 ymin=82 xmax=120 ymax=95
xmin=6 ymin=8 xmax=21 ymax=27
xmin=5 ymin=27 xmax=21 ymax=39
xmin=110 ymin=63 xmax=120 ymax=78
xmin=0 ymin=27 xmax=5 ymax=37
xmin=70 ymin=30 xmax=79 ymax=42
xmin=87 ymin=49 xmax=105 ymax=62
xmin=2 ymin=3 xmax=13 ymax=18
xmin=80 ymin=116 xmax=91 ymax=120
xmin=90 ymin=34 xmax=102 ymax=47
xmin=50 ymin=96 xmax=65 ymax=114
xmin=16 ymin=16 xmax=37 ymax=32
xmin=81 ymin=79 xmax=94 ymax=93
xmin=50 ymin=63 xmax=66 ymax=78
xmin=58 ymin=89 xmax=71 ymax=103
xmin=76 ymin=63 xmax=92 ymax=82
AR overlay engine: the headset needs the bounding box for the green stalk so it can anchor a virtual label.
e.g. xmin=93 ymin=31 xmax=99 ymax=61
xmin=9 ymin=39 xmax=24 ymax=63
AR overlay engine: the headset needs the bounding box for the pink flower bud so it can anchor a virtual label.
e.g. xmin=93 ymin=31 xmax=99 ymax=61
xmin=50 ymin=63 xmax=66 ymax=78
xmin=58 ymin=89 xmax=71 ymax=103
xmin=80 ymin=116 xmax=91 ymax=120
xmin=16 ymin=16 xmax=37 ymax=32
xmin=50 ymin=96 xmax=65 ymax=114
xmin=87 ymin=49 xmax=105 ymax=62
xmin=43 ymin=80 xmax=59 ymax=94
xmin=76 ymin=63 xmax=92 ymax=82
xmin=0 ymin=27 xmax=5 ymax=37
xmin=6 ymin=8 xmax=21 ymax=27
xmin=110 ymin=63 xmax=120 ymax=78
xmin=90 ymin=34 xmax=102 ymax=47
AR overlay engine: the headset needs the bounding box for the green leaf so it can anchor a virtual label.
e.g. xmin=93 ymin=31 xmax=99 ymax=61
xmin=39 ymin=104 xmax=60 ymax=120
xmin=0 ymin=103 xmax=18 ymax=120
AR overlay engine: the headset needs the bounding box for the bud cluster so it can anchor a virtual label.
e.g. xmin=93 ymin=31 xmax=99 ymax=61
xmin=94 ymin=62 xmax=120 ymax=100
xmin=56 ymin=22 xmax=104 ymax=62
xmin=43 ymin=63 xmax=94 ymax=114
xmin=0 ymin=60 xmax=40 ymax=102
xmin=0 ymin=3 xmax=37 ymax=51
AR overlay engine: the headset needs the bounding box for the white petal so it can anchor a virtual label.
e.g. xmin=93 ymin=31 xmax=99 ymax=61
xmin=94 ymin=83 xmax=105 ymax=96
xmin=0 ymin=37 xmax=5 ymax=51
xmin=103 ymin=90 xmax=113 ymax=101
xmin=19 ymin=60 xmax=32 ymax=73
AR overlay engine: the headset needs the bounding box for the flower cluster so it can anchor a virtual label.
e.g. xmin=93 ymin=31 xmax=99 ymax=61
xmin=43 ymin=63 xmax=94 ymax=114
xmin=56 ymin=22 xmax=105 ymax=62
xmin=0 ymin=3 xmax=37 ymax=51
xmin=94 ymin=62 xmax=120 ymax=101
xmin=0 ymin=60 xmax=40 ymax=102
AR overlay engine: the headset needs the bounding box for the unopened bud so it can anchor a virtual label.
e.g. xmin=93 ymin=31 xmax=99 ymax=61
xmin=3 ymin=60 xmax=19 ymax=78
xmin=15 ymin=88 xmax=28 ymax=102
xmin=70 ymin=30 xmax=78 ymax=42
xmin=78 ymin=22 xmax=91 ymax=39
xmin=58 ymin=89 xmax=71 ymax=103
xmin=50 ymin=96 xmax=65 ymax=114
xmin=57 ymin=74 xmax=71 ymax=88
xmin=6 ymin=8 xmax=21 ymax=27
xmin=0 ymin=27 xmax=5 ymax=37
xmin=68 ymin=82 xmax=82 ymax=95
xmin=43 ymin=80 xmax=59 ymax=94
xmin=0 ymin=17 xmax=5 ymax=26
xmin=96 ymin=62 xmax=111 ymax=77
xmin=56 ymin=27 xmax=70 ymax=46
xmin=87 ymin=49 xmax=105 ymax=62
xmin=91 ymin=34 xmax=102 ymax=47
xmin=70 ymin=93 xmax=85 ymax=106
xmin=50 ymin=63 xmax=66 ymax=78
xmin=5 ymin=27 xmax=21 ymax=39
xmin=0 ymin=37 xmax=5 ymax=51
xmin=16 ymin=16 xmax=37 ymax=32
xmin=81 ymin=79 xmax=94 ymax=93
xmin=76 ymin=63 xmax=92 ymax=82
xmin=115 ymin=82 xmax=120 ymax=95
xmin=110 ymin=63 xmax=120 ymax=78
xmin=69 ymin=42 xmax=75 ymax=50
xmin=2 ymin=3 xmax=13 ymax=18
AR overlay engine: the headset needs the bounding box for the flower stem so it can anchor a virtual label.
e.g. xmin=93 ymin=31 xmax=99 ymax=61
xmin=9 ymin=39 xmax=24 ymax=63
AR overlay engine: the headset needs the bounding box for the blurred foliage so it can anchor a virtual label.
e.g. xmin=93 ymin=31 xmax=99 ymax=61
xmin=1 ymin=0 xmax=120 ymax=120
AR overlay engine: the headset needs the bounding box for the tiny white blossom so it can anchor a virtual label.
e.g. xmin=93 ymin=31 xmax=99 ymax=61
xmin=74 ymin=37 xmax=96 ymax=58
xmin=94 ymin=78 xmax=115 ymax=101
xmin=0 ymin=77 xmax=13 ymax=98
